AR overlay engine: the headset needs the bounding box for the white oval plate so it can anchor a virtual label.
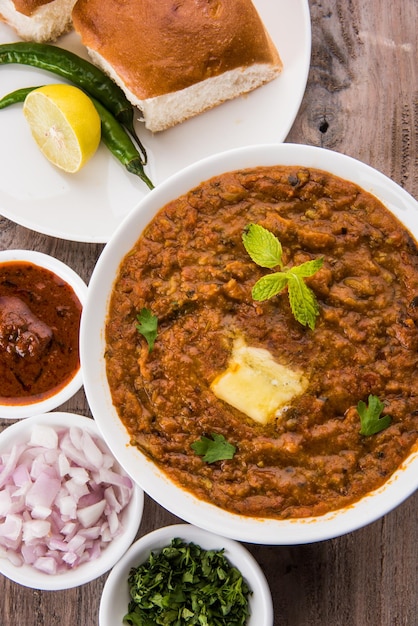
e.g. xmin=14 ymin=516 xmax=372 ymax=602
xmin=81 ymin=143 xmax=418 ymax=545
xmin=0 ymin=0 xmax=311 ymax=242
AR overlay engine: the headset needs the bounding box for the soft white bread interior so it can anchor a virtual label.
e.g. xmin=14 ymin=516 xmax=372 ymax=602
xmin=0 ymin=0 xmax=77 ymax=42
xmin=72 ymin=0 xmax=283 ymax=132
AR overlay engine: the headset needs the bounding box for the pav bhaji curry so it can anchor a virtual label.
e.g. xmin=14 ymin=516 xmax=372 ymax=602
xmin=105 ymin=166 xmax=418 ymax=519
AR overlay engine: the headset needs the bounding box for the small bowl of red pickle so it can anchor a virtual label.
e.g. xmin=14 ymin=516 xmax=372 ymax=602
xmin=0 ymin=249 xmax=88 ymax=419
xmin=0 ymin=412 xmax=143 ymax=589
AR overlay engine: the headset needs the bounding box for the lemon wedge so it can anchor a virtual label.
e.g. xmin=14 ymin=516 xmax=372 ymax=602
xmin=23 ymin=84 xmax=101 ymax=173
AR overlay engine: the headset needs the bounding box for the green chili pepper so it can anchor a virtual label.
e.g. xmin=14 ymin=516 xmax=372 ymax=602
xmin=92 ymin=98 xmax=154 ymax=190
xmin=0 ymin=42 xmax=147 ymax=164
xmin=0 ymin=85 xmax=154 ymax=190
xmin=0 ymin=85 xmax=43 ymax=109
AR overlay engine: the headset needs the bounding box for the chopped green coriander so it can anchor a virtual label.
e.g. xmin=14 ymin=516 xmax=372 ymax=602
xmin=357 ymin=394 xmax=392 ymax=436
xmin=242 ymin=223 xmax=323 ymax=330
xmin=123 ymin=538 xmax=252 ymax=626
xmin=191 ymin=433 xmax=236 ymax=463
xmin=135 ymin=308 xmax=158 ymax=352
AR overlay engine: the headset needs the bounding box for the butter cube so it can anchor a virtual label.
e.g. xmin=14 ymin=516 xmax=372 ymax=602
xmin=211 ymin=338 xmax=308 ymax=425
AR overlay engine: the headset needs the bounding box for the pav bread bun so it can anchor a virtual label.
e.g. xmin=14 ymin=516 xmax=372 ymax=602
xmin=0 ymin=0 xmax=77 ymax=42
xmin=72 ymin=0 xmax=283 ymax=132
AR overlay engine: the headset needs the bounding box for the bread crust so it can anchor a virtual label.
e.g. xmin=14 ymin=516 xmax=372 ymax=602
xmin=10 ymin=0 xmax=54 ymax=18
xmin=72 ymin=0 xmax=282 ymax=100
xmin=0 ymin=0 xmax=77 ymax=41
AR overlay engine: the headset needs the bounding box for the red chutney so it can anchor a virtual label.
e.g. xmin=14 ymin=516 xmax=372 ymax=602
xmin=105 ymin=166 xmax=418 ymax=520
xmin=0 ymin=261 xmax=82 ymax=405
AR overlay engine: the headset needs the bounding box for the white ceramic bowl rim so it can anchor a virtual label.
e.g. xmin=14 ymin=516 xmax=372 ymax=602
xmin=0 ymin=412 xmax=144 ymax=590
xmin=99 ymin=523 xmax=273 ymax=626
xmin=81 ymin=143 xmax=418 ymax=545
xmin=0 ymin=250 xmax=88 ymax=419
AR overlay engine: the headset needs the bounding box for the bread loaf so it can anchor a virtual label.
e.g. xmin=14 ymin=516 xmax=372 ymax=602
xmin=0 ymin=0 xmax=77 ymax=42
xmin=72 ymin=0 xmax=282 ymax=132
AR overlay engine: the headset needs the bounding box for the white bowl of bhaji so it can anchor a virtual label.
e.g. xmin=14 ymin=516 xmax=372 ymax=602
xmin=0 ymin=249 xmax=87 ymax=419
xmin=81 ymin=143 xmax=418 ymax=545
xmin=0 ymin=412 xmax=143 ymax=590
xmin=99 ymin=523 xmax=273 ymax=626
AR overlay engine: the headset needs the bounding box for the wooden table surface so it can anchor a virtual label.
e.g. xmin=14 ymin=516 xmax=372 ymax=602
xmin=1 ymin=1 xmax=417 ymax=624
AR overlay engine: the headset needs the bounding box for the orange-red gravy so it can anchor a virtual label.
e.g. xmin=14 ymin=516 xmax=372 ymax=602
xmin=0 ymin=261 xmax=82 ymax=404
xmin=105 ymin=166 xmax=418 ymax=519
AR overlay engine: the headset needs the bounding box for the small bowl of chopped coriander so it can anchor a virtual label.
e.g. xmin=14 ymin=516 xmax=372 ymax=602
xmin=99 ymin=523 xmax=273 ymax=626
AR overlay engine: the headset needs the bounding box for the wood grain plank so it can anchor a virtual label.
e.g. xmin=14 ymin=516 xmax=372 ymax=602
xmin=1 ymin=1 xmax=417 ymax=624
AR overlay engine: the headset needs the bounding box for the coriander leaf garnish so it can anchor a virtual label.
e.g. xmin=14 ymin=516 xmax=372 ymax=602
xmin=135 ymin=308 xmax=158 ymax=352
xmin=357 ymin=394 xmax=392 ymax=436
xmin=242 ymin=223 xmax=323 ymax=329
xmin=242 ymin=222 xmax=283 ymax=268
xmin=191 ymin=433 xmax=236 ymax=463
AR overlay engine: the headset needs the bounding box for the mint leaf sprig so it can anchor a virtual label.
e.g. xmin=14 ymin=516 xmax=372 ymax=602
xmin=242 ymin=223 xmax=323 ymax=330
xmin=135 ymin=308 xmax=158 ymax=352
xmin=357 ymin=394 xmax=392 ymax=436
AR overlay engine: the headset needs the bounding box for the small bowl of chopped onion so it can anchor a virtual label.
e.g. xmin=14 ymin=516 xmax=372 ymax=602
xmin=99 ymin=523 xmax=273 ymax=626
xmin=0 ymin=412 xmax=144 ymax=590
